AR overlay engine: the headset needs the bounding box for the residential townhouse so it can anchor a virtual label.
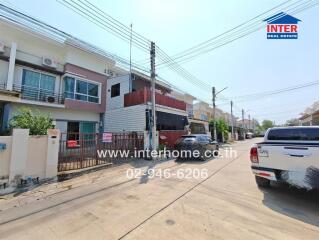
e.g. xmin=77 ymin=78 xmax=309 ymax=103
xmin=170 ymin=91 xmax=211 ymax=135
xmin=299 ymin=101 xmax=319 ymax=126
xmin=170 ymin=91 xmax=196 ymax=119
xmin=190 ymin=101 xmax=210 ymax=135
xmin=192 ymin=101 xmax=228 ymax=135
xmin=0 ymin=10 xmax=125 ymax=137
xmin=300 ymin=112 xmax=319 ymax=126
xmin=103 ymin=71 xmax=190 ymax=148
xmin=193 ymin=101 xmax=211 ymax=121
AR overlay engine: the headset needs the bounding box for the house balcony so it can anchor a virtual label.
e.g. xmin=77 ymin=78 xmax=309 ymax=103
xmin=0 ymin=82 xmax=21 ymax=100
xmin=12 ymin=84 xmax=65 ymax=105
xmin=124 ymin=88 xmax=186 ymax=111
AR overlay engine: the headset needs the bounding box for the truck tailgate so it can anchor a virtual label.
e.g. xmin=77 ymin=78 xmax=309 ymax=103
xmin=257 ymin=143 xmax=319 ymax=171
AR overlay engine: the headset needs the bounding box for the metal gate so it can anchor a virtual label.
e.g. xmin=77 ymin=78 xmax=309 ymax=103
xmin=58 ymin=132 xmax=144 ymax=172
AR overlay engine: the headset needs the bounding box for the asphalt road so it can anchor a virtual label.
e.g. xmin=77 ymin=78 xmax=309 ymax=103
xmin=0 ymin=138 xmax=319 ymax=240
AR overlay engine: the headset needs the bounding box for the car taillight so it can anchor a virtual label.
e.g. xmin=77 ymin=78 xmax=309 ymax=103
xmin=250 ymin=147 xmax=259 ymax=163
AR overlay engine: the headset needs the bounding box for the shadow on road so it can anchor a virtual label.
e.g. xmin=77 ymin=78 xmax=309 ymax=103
xmin=174 ymin=156 xmax=218 ymax=165
xmin=261 ymin=182 xmax=319 ymax=227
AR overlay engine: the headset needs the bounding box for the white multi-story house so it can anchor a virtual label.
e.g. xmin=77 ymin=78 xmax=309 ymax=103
xmin=0 ymin=6 xmax=126 ymax=137
xmin=104 ymin=70 xmax=189 ymax=148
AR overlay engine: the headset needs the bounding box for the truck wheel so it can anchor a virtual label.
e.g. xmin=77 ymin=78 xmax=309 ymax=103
xmin=255 ymin=176 xmax=270 ymax=188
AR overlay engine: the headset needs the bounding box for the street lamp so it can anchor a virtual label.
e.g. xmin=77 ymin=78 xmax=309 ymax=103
xmin=212 ymin=87 xmax=228 ymax=141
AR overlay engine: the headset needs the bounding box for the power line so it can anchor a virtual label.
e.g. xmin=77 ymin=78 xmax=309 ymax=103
xmin=79 ymin=0 xmax=151 ymax=44
xmin=0 ymin=4 xmax=152 ymax=74
xmin=57 ymin=0 xmax=150 ymax=53
xmin=57 ymin=0 xmax=216 ymax=96
xmin=218 ymin=80 xmax=319 ymax=105
xmin=172 ymin=0 xmax=318 ymax=65
xmin=157 ymin=0 xmax=318 ymax=67
xmin=157 ymin=0 xmax=317 ymax=67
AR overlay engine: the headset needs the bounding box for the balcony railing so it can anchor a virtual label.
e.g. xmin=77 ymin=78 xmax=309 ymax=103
xmin=124 ymin=87 xmax=186 ymax=111
xmin=0 ymin=82 xmax=6 ymax=90
xmin=13 ymin=84 xmax=65 ymax=104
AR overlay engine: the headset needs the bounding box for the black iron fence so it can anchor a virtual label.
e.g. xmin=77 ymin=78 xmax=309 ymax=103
xmin=58 ymin=132 xmax=144 ymax=172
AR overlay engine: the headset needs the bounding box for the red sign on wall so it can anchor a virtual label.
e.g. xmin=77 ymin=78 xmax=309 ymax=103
xmin=102 ymin=133 xmax=112 ymax=143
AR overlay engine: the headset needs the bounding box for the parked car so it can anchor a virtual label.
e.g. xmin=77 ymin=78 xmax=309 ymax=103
xmin=250 ymin=127 xmax=319 ymax=189
xmin=246 ymin=132 xmax=253 ymax=139
xmin=257 ymin=131 xmax=266 ymax=137
xmin=174 ymin=134 xmax=219 ymax=160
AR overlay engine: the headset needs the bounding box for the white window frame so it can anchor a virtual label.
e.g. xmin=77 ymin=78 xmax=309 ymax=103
xmin=20 ymin=67 xmax=58 ymax=100
xmin=63 ymin=73 xmax=101 ymax=104
xmin=21 ymin=67 xmax=58 ymax=89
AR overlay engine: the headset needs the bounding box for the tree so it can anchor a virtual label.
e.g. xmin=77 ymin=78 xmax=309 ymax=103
xmin=9 ymin=108 xmax=53 ymax=135
xmin=285 ymin=118 xmax=300 ymax=126
xmin=261 ymin=119 xmax=274 ymax=131
xmin=209 ymin=118 xmax=229 ymax=142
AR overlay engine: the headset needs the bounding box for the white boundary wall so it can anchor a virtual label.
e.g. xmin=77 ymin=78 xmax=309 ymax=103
xmin=0 ymin=129 xmax=60 ymax=190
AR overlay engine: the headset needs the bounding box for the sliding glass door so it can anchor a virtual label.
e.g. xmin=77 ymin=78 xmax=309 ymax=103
xmin=22 ymin=69 xmax=55 ymax=101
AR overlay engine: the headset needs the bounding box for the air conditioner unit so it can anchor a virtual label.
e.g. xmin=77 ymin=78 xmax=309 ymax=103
xmin=0 ymin=41 xmax=5 ymax=53
xmin=42 ymin=57 xmax=58 ymax=69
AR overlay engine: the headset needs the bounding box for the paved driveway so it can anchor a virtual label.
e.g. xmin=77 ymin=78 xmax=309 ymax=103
xmin=0 ymin=138 xmax=319 ymax=239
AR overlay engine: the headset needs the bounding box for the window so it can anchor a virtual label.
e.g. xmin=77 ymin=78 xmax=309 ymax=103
xmin=197 ymin=136 xmax=208 ymax=142
xmin=190 ymin=122 xmax=206 ymax=134
xmin=146 ymin=111 xmax=188 ymax=131
xmin=267 ymin=128 xmax=319 ymax=141
xmin=200 ymin=113 xmax=208 ymax=121
xmin=64 ymin=76 xmax=75 ymax=99
xmin=22 ymin=69 xmax=55 ymax=100
xmin=63 ymin=76 xmax=100 ymax=103
xmin=111 ymin=83 xmax=120 ymax=98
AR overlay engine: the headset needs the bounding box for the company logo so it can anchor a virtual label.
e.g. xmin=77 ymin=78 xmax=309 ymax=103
xmin=264 ymin=12 xmax=301 ymax=39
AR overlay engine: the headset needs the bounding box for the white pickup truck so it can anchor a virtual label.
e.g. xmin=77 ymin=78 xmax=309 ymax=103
xmin=250 ymin=127 xmax=319 ymax=190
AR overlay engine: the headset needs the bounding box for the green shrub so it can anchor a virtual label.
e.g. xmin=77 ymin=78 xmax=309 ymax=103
xmin=9 ymin=107 xmax=53 ymax=135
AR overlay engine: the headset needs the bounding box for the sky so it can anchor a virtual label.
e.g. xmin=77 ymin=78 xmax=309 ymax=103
xmin=1 ymin=0 xmax=319 ymax=125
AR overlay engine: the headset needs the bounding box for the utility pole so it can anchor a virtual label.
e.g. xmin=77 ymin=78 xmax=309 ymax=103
xmin=150 ymin=42 xmax=156 ymax=151
xmin=242 ymin=108 xmax=245 ymax=133
xmin=248 ymin=114 xmax=251 ymax=131
xmin=230 ymin=100 xmax=234 ymax=141
xmin=212 ymin=86 xmax=227 ymax=142
xmin=129 ymin=23 xmax=133 ymax=92
xmin=212 ymin=87 xmax=217 ymax=141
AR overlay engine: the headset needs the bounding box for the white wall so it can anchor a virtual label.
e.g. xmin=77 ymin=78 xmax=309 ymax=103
xmin=65 ymin=45 xmax=115 ymax=76
xmin=8 ymin=103 xmax=100 ymax=122
xmin=0 ymin=60 xmax=9 ymax=84
xmin=55 ymin=121 xmax=67 ymax=133
xmin=0 ymin=129 xmax=60 ymax=189
xmin=0 ymin=21 xmax=119 ymax=78
xmin=0 ymin=136 xmax=12 ymax=179
xmin=0 ymin=22 xmax=65 ymax=70
xmin=26 ymin=136 xmax=47 ymax=178
xmin=104 ymin=105 xmax=146 ymax=132
xmin=154 ymin=104 xmax=188 ymax=116
xmin=106 ymin=75 xmax=130 ymax=110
